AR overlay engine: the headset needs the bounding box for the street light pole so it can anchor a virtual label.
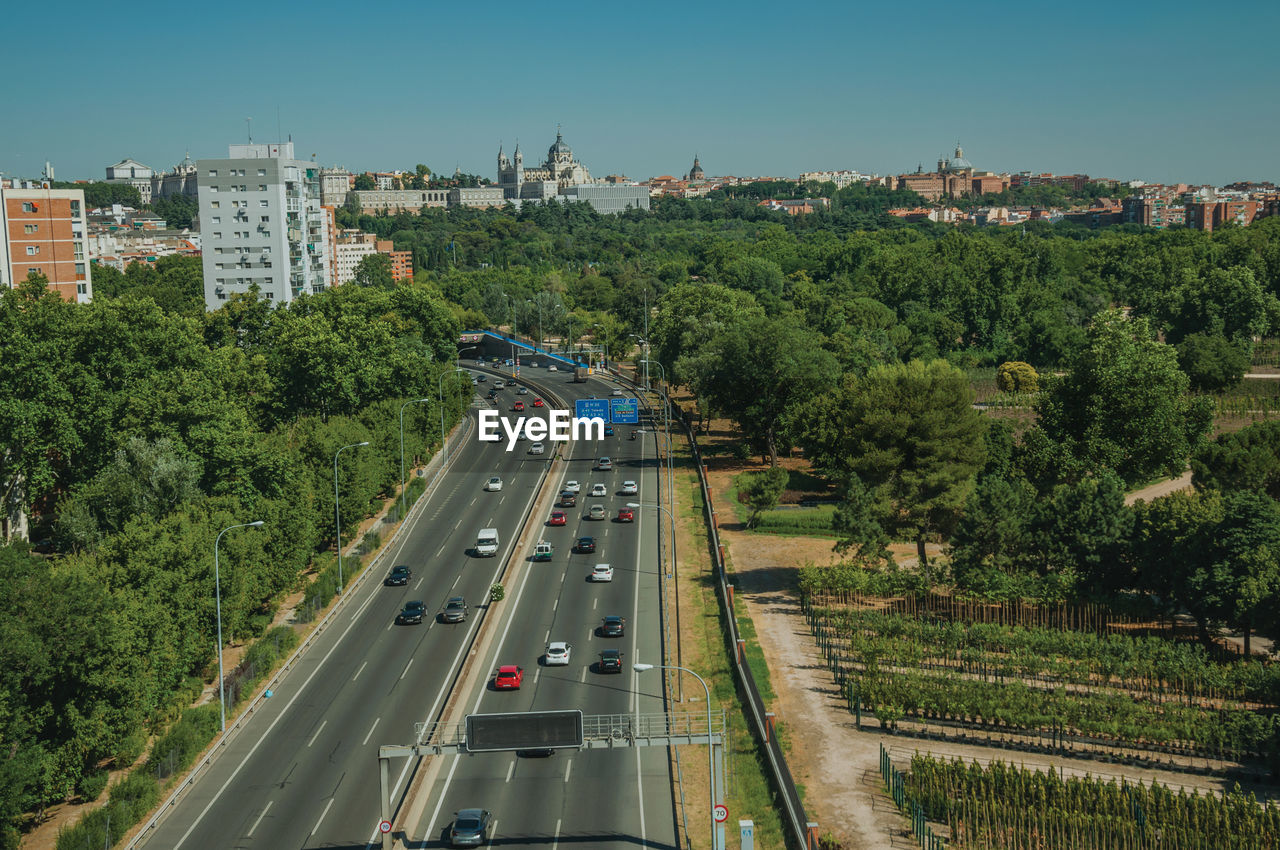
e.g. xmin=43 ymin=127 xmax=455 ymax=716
xmin=334 ymin=441 xmax=370 ymax=593
xmin=641 ymin=358 xmax=674 ymax=549
xmin=437 ymin=366 xmax=470 ymax=465
xmin=635 ymin=662 xmax=715 ymax=850
xmin=214 ymin=520 xmax=265 ymax=732
xmin=628 ymin=500 xmax=682 ymax=693
xmin=399 ymin=397 xmax=430 ymax=514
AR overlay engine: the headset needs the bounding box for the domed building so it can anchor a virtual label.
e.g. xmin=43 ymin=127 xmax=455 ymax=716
xmin=687 ymin=154 xmax=705 ymax=182
xmin=497 ymin=129 xmax=593 ymax=200
xmin=896 ymin=142 xmax=1007 ymax=202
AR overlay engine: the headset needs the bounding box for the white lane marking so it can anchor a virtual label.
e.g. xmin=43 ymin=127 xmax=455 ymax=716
xmin=636 ymin=745 xmax=648 ymax=843
xmin=247 ymin=800 xmax=272 ymax=837
xmin=310 ymin=797 xmax=335 ymax=837
xmin=593 ymin=597 xmax=597 ymax=610
xmin=579 ymin=667 xmax=587 ymax=683
xmin=385 ymin=620 xmax=393 ymax=631
xmin=454 ymin=518 xmax=461 ymax=530
xmin=362 ymin=717 xmax=381 ymax=747
xmin=414 ymin=577 xmax=424 ymax=590
xmin=451 ymin=574 xmax=460 ymax=588
xmin=436 ymin=544 xmax=446 ymax=558
xmin=533 ymin=668 xmax=540 ymax=685
xmin=544 ymin=629 xmax=550 ymax=643
xmin=553 ymin=818 xmax=561 ymax=850
xmin=552 ymin=597 xmax=558 ymax=611
xmin=401 ymin=658 xmax=413 ymax=680
xmin=347 ymin=575 xmax=384 ymax=624
xmin=420 ymin=729 xmax=464 ymax=844
xmin=563 ymin=760 xmax=572 ymax=784
xmin=352 ymin=663 xmax=367 ymax=682
xmin=306 ymin=721 xmax=327 ymax=748
xmin=505 ymin=759 xmax=515 ymax=783
xmin=488 ymin=818 xmax=498 ymax=846
xmin=470 ymin=497 xmax=477 ymax=506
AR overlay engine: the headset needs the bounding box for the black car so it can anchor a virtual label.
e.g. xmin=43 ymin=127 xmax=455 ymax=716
xmin=599 ymin=648 xmax=624 ymax=673
xmin=575 ymin=536 xmax=596 ymax=554
xmin=385 ymin=565 xmax=411 ymax=586
xmin=450 ymin=808 xmax=492 ymax=847
xmin=600 ymin=615 xmax=626 ymax=637
xmin=397 ymin=600 xmax=427 ymax=625
xmin=440 ymin=596 xmax=468 ymax=623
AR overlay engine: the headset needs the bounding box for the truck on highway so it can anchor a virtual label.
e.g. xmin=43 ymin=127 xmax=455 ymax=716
xmin=573 ymin=365 xmax=588 ymax=382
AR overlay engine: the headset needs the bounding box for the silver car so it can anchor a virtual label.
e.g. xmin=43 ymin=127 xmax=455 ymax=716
xmin=450 ymin=808 xmax=492 ymax=846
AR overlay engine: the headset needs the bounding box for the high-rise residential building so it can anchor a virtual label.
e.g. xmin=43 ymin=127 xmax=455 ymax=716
xmin=197 ymin=142 xmax=330 ymax=311
xmin=0 ymin=186 xmax=93 ymax=302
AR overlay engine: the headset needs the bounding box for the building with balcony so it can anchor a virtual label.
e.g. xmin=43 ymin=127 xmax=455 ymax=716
xmin=197 ymin=142 xmax=331 ymax=310
xmin=0 ymin=186 xmax=93 ymax=302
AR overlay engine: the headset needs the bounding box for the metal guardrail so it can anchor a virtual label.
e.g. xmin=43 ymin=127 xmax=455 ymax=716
xmin=680 ymin=407 xmax=817 ymax=849
xmin=413 ymin=711 xmax=727 ymax=749
xmin=126 ymin=406 xmax=476 ymax=849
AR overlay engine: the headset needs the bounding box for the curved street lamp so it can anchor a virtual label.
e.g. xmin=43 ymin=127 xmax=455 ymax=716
xmin=635 ymin=662 xmax=714 ymax=850
xmin=399 ymin=398 xmax=431 ymax=513
xmin=334 ymin=441 xmax=370 ymax=592
xmin=214 ymin=520 xmax=265 ymax=731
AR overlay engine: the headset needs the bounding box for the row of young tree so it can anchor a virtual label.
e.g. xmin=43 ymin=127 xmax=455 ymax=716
xmin=0 ymin=273 xmax=464 ymax=845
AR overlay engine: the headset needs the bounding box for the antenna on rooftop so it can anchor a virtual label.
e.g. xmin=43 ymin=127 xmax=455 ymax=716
xmin=246 ymin=117 xmax=253 ymax=143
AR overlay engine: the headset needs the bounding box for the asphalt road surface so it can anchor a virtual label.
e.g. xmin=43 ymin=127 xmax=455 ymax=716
xmin=141 ymin=365 xmax=675 ymax=850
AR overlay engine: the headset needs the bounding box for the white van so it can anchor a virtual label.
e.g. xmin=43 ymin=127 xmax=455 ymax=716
xmin=476 ymin=527 xmax=500 ymax=557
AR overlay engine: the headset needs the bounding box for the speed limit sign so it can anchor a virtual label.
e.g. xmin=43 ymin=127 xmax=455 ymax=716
xmin=378 ymin=820 xmax=392 ymax=834
xmin=714 ymin=804 xmax=728 ymax=823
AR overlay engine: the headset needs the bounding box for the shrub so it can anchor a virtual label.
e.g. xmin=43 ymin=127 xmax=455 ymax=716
xmin=996 ymin=361 xmax=1039 ymax=394
xmin=113 ymin=731 xmax=147 ymax=765
xmin=489 ymin=583 xmax=506 ymax=601
xmin=147 ymin=704 xmax=221 ymax=782
xmin=77 ymin=769 xmax=109 ymax=802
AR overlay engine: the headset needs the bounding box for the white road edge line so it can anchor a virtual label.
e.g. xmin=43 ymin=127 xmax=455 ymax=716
xmin=310 ymin=797 xmax=335 ymax=837
xmin=553 ymin=817 xmax=561 ymax=850
xmin=306 ymin=720 xmax=327 ymax=748
xmin=246 ymin=800 xmax=272 ymax=838
xmin=362 ymin=717 xmax=380 ymax=747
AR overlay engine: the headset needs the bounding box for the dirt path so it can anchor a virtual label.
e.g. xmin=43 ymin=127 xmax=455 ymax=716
xmin=1124 ymin=470 xmax=1193 ymax=505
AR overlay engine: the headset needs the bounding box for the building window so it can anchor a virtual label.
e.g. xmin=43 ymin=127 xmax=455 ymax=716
xmin=26 ymin=246 xmax=39 ymax=255
xmin=240 ymin=185 xmax=248 ymax=192
xmin=217 ymin=291 xmax=228 ymax=300
xmin=71 ymin=200 xmax=81 ymax=214
xmin=258 ymin=169 xmax=267 ymax=176
xmin=259 ymin=200 xmax=268 ymax=208
xmin=262 ymin=246 xmax=271 ymax=254
xmin=209 ymin=169 xmax=218 ymax=177
xmin=22 ymin=202 xmax=35 ymax=212
xmin=28 ymin=267 xmax=40 ymax=275
xmin=77 ymin=283 xmax=88 ymax=294
xmin=259 ymin=184 xmax=267 ymax=191
xmin=75 ymin=263 xmax=85 ymax=275
xmin=260 ymin=230 xmax=270 ymax=237
xmin=260 ymin=215 xmax=269 ymax=222
xmin=211 ymin=216 xmax=221 ymax=224
xmin=24 ymin=224 xmax=37 ymax=233
xmin=211 ymin=201 xmax=220 ymax=209
xmin=209 ymin=186 xmax=218 ymax=193
xmin=213 ymin=232 xmax=222 ymax=239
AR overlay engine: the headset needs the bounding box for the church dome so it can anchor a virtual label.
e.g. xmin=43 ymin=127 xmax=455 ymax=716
xmin=549 ymin=131 xmax=571 ymax=157
xmin=947 ymin=144 xmax=972 ymax=171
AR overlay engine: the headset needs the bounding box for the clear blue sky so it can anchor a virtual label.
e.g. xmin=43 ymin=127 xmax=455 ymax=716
xmin=4 ymin=0 xmax=1275 ymax=186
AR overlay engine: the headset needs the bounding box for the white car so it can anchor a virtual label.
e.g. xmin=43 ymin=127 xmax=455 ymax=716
xmin=529 ymin=441 xmax=545 ymax=454
xmin=517 ymin=386 xmax=528 ymax=395
xmin=544 ymin=641 xmax=572 ymax=665
xmin=611 ymin=388 xmax=622 ymax=396
xmin=548 ymin=364 xmax=558 ymax=372
xmin=563 ymin=481 xmax=581 ymax=494
xmin=620 ymin=480 xmax=638 ymax=495
xmin=596 ymin=457 xmax=612 ymax=471
xmin=590 ymin=564 xmax=614 ymax=582
xmin=589 ymin=483 xmax=608 ymax=497
xmin=485 ymin=476 xmax=503 ymax=492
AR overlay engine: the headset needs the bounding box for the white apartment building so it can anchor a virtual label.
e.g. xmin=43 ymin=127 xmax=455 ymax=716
xmin=197 ymin=142 xmax=330 ymax=311
xmin=799 ymin=170 xmax=872 ymax=189
xmin=333 ymin=240 xmax=376 ymax=285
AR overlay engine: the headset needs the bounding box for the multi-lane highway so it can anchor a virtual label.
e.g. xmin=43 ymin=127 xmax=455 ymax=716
xmin=140 ymin=363 xmax=676 ymax=849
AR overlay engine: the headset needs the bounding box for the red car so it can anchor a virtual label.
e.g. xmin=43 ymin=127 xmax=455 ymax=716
xmin=549 ymin=511 xmax=567 ymax=526
xmin=533 ymin=398 xmax=545 ymax=408
xmin=513 ymin=400 xmax=525 ymax=412
xmin=616 ymin=508 xmax=634 ymax=522
xmin=494 ymin=665 xmax=524 ymax=689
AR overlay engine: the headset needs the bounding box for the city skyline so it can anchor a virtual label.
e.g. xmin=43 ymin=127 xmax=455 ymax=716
xmin=2 ymin=0 xmax=1277 ymax=186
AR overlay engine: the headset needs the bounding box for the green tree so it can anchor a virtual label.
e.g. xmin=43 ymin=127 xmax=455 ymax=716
xmin=682 ymin=313 xmax=839 ymax=466
xmin=1192 ymin=419 xmax=1280 ymax=500
xmin=343 ymin=191 xmax=362 ymax=216
xmin=800 ymin=359 xmax=986 ymax=573
xmin=1176 ymin=331 xmax=1250 ymax=392
xmin=740 ymin=466 xmax=788 ymax=527
xmin=353 ymin=173 xmax=376 ymax=191
xmin=1036 ymin=309 xmax=1212 ymax=486
xmin=649 ymin=282 xmax=764 ymax=386
xmin=996 ymin=361 xmax=1039 ymax=393
xmin=150 ymin=194 xmax=199 ymax=229
xmin=353 ymin=253 xmax=395 ymax=289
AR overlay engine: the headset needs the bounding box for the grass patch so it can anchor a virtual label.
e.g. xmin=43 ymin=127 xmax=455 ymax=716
xmin=751 ymin=505 xmax=838 ymax=537
xmin=674 ymin=439 xmax=786 ymax=850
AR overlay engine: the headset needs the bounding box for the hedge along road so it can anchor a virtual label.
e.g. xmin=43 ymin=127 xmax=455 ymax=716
xmin=410 ymin=370 xmax=677 ymax=849
xmin=140 ymin=367 xmax=562 ymax=850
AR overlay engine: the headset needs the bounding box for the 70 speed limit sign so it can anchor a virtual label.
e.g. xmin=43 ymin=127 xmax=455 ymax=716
xmin=714 ymin=804 xmax=728 ymax=823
